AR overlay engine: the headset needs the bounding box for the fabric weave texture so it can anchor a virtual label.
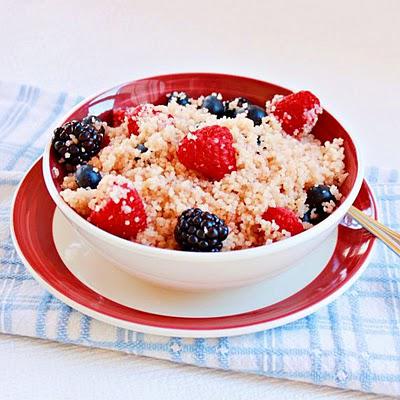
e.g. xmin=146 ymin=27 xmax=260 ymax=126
xmin=0 ymin=82 xmax=399 ymax=397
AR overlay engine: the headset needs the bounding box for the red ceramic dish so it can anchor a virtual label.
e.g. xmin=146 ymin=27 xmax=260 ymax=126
xmin=12 ymin=159 xmax=376 ymax=337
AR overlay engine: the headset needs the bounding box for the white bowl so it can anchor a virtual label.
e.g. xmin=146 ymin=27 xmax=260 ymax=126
xmin=42 ymin=73 xmax=363 ymax=291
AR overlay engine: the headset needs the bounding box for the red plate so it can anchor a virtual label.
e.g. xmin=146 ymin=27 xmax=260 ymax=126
xmin=12 ymin=159 xmax=376 ymax=337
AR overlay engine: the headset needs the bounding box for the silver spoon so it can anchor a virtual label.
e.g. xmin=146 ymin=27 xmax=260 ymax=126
xmin=347 ymin=206 xmax=400 ymax=256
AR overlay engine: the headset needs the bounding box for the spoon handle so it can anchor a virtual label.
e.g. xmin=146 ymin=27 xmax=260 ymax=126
xmin=347 ymin=206 xmax=400 ymax=256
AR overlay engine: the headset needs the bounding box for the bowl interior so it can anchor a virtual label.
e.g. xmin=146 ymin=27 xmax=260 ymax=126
xmin=49 ymin=73 xmax=358 ymax=202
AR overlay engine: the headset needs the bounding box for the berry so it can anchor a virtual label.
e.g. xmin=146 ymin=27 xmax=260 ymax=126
xmin=75 ymin=165 xmax=102 ymax=189
xmin=223 ymin=97 xmax=250 ymax=118
xmin=177 ymin=125 xmax=237 ymax=181
xmin=306 ymin=185 xmax=336 ymax=208
xmin=166 ymin=91 xmax=190 ymax=106
xmin=246 ymin=105 xmax=267 ymax=126
xmin=112 ymin=106 xmax=141 ymax=134
xmin=268 ymin=91 xmax=322 ymax=136
xmin=82 ymin=115 xmax=104 ymax=129
xmin=52 ymin=119 xmax=104 ymax=170
xmin=112 ymin=105 xmax=171 ymax=135
xmin=134 ymin=143 xmax=148 ymax=161
xmin=303 ymin=185 xmax=337 ymax=224
xmin=112 ymin=108 xmax=130 ymax=127
xmin=202 ymin=94 xmax=225 ymax=118
xmin=262 ymin=207 xmax=304 ymax=236
xmin=235 ymin=97 xmax=250 ymax=108
xmin=301 ymin=210 xmax=312 ymax=224
xmin=174 ymin=208 xmax=229 ymax=252
xmin=88 ymin=181 xmax=147 ymax=240
xmin=136 ymin=144 xmax=148 ymax=153
xmin=223 ymin=101 xmax=237 ymax=118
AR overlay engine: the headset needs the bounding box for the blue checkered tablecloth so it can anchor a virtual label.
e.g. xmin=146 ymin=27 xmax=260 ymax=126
xmin=0 ymin=82 xmax=399 ymax=397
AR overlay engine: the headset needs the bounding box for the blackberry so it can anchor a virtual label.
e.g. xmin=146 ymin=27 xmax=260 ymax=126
xmin=82 ymin=115 xmax=105 ymax=130
xmin=52 ymin=118 xmax=104 ymax=170
xmin=174 ymin=208 xmax=229 ymax=252
xmin=303 ymin=185 xmax=337 ymax=224
xmin=166 ymin=91 xmax=190 ymax=106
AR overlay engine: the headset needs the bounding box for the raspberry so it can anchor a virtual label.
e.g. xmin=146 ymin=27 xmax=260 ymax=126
xmin=112 ymin=106 xmax=143 ymax=135
xmin=88 ymin=181 xmax=147 ymax=240
xmin=262 ymin=207 xmax=304 ymax=236
xmin=177 ymin=125 xmax=237 ymax=181
xmin=113 ymin=105 xmax=173 ymax=135
xmin=112 ymin=108 xmax=131 ymax=127
xmin=268 ymin=91 xmax=322 ymax=137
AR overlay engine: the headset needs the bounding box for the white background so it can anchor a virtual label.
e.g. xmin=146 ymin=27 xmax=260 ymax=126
xmin=0 ymin=0 xmax=399 ymax=399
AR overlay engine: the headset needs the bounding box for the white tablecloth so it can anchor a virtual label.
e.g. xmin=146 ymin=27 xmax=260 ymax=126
xmin=0 ymin=334 xmax=391 ymax=400
xmin=0 ymin=0 xmax=398 ymax=398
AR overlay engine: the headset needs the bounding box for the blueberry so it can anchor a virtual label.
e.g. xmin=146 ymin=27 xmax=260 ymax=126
xmin=246 ymin=105 xmax=267 ymax=126
xmin=235 ymin=97 xmax=250 ymax=108
xmin=223 ymin=97 xmax=251 ymax=119
xmin=223 ymin=100 xmax=237 ymax=118
xmin=75 ymin=165 xmax=102 ymax=189
xmin=136 ymin=144 xmax=148 ymax=153
xmin=306 ymin=185 xmax=336 ymax=209
xmin=301 ymin=210 xmax=312 ymax=224
xmin=134 ymin=144 xmax=148 ymax=161
xmin=202 ymin=94 xmax=225 ymax=118
xmin=304 ymin=185 xmax=337 ymax=224
xmin=166 ymin=91 xmax=190 ymax=106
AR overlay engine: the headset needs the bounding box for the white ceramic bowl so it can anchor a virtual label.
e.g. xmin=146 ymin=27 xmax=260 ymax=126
xmin=42 ymin=73 xmax=363 ymax=291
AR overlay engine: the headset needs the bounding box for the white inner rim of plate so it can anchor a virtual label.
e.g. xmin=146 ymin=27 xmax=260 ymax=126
xmin=53 ymin=209 xmax=338 ymax=318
